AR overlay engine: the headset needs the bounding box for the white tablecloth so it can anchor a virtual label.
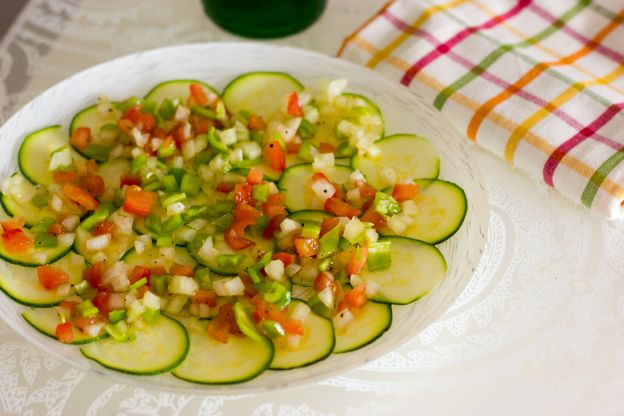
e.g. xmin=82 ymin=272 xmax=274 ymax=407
xmin=0 ymin=1 xmax=623 ymax=414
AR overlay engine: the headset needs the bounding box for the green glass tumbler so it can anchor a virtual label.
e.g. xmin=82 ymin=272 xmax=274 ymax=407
xmin=202 ymin=0 xmax=327 ymax=39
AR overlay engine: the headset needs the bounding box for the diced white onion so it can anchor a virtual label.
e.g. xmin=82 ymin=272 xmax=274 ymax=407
xmin=182 ymin=136 xmax=196 ymax=160
xmin=150 ymin=138 xmax=164 ymax=151
xmin=333 ymin=308 xmax=355 ymax=330
xmin=220 ymin=128 xmax=237 ymax=145
xmin=56 ymin=283 xmax=71 ymax=296
xmin=387 ymin=215 xmax=407 ymax=234
xmin=234 ymin=120 xmax=250 ymax=142
xmin=142 ymin=291 xmax=161 ymax=310
xmin=111 ymin=273 xmax=130 ymax=292
xmin=290 ymin=302 xmax=311 ymax=322
xmin=174 ymin=226 xmax=196 ymax=243
xmin=68 ymin=252 xmax=84 ymax=266
xmin=108 ymin=293 xmax=125 ymax=310
xmin=401 ymin=200 xmax=419 ymax=216
xmin=344 ymin=217 xmax=365 ymax=244
xmin=311 ymin=180 xmax=335 ymax=202
xmin=188 ymin=218 xmax=208 ymax=231
xmin=171 ymin=156 xmax=184 ymax=169
xmin=104 ymin=261 xmax=128 ymax=283
xmin=49 ymin=148 xmax=72 ymax=171
xmin=228 ymin=148 xmax=243 ymax=163
xmin=124 ymin=292 xmax=137 ymax=307
xmin=166 ymin=202 xmax=185 ymax=215
xmin=349 ymin=169 xmax=365 ymax=184
xmin=92 ymin=251 xmax=108 ymax=263
xmin=198 ymin=236 xmax=218 ymax=261
xmin=168 ymin=275 xmax=198 ymax=296
xmin=131 ymin=127 xmax=148 ymax=147
xmin=287 ymin=334 xmax=302 ymax=349
xmin=165 ymin=295 xmax=187 ymax=315
xmin=241 ymin=141 xmax=262 ymax=160
xmin=174 ymin=105 xmax=190 ymax=122
xmin=110 ymin=212 xmax=134 ymax=235
xmin=57 ymin=233 xmax=75 ymax=247
xmin=350 ymin=274 xmax=364 ymax=287
xmin=84 ymin=322 xmax=105 ymax=338
xmin=380 ymin=166 xmax=397 ymax=187
xmin=61 ymin=215 xmax=80 ymax=231
xmin=365 ymin=281 xmax=380 ymax=297
xmin=127 ymin=299 xmax=145 ymax=321
xmin=182 ymin=121 xmax=192 ymax=140
xmin=345 ymin=187 xmax=361 ymax=205
xmin=303 ymin=105 xmax=319 ymax=124
xmin=327 ymin=78 xmax=348 ymax=101
xmin=318 ymin=286 xmax=334 ymax=309
xmin=267 ymin=182 xmax=279 ymax=195
xmin=312 ymin=153 xmax=335 ymax=171
xmin=159 ymin=246 xmax=175 ymax=261
xmin=264 ymin=259 xmax=285 ymax=282
xmin=279 ymin=218 xmax=302 ymax=235
xmin=398 ymin=213 xmax=414 ymax=226
xmin=198 ymin=303 xmax=211 ymax=318
xmin=51 ymin=194 xmax=63 ymax=212
xmin=298 ymin=92 xmax=312 ymax=106
xmin=134 ymin=240 xmax=145 ymax=254
xmin=365 ymin=227 xmax=379 ymax=244
xmin=33 ymin=252 xmax=48 ymax=265
xmin=130 ymin=147 xmax=143 ymax=158
xmin=213 ymin=277 xmax=245 ymax=296
xmin=85 ymin=234 xmax=111 ymax=251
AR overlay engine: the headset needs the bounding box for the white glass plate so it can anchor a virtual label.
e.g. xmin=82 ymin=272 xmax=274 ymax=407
xmin=0 ymin=43 xmax=488 ymax=394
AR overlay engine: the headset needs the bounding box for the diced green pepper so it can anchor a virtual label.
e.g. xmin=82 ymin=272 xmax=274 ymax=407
xmin=247 ymin=268 xmax=262 ymax=284
xmin=246 ymin=250 xmax=273 ymax=283
xmin=238 ymin=109 xmax=251 ymax=123
xmin=162 ymin=214 xmax=184 ymax=233
xmin=261 ymin=282 xmax=290 ymax=309
xmin=108 ymin=309 xmax=127 ymax=324
xmin=298 ymin=141 xmax=316 ymax=161
xmin=83 ymin=144 xmax=112 ymax=161
xmin=80 ymin=204 xmax=111 ymax=231
xmin=317 ymin=224 xmax=340 ymax=259
xmin=373 ymin=192 xmax=401 ymax=219
xmin=130 ymin=154 xmax=147 ymax=174
xmin=180 ymin=173 xmax=202 ymax=197
xmin=168 ymin=167 xmax=187 ymax=185
xmin=31 ymin=217 xmax=56 ymax=233
xmin=157 ymin=235 xmax=173 ymax=247
xmin=128 ymin=277 xmax=148 ymax=291
xmin=215 ymin=101 xmax=227 ymax=122
xmin=367 ymin=240 xmax=392 ymax=271
xmin=308 ymin=293 xmax=332 ymax=318
xmin=162 ymin=175 xmax=178 ymax=192
xmin=301 ymin=222 xmax=321 ymax=239
xmin=259 ymin=320 xmax=285 ymax=338
xmin=212 ymin=213 xmax=234 ymax=231
xmin=334 ymin=269 xmax=349 ymax=284
xmin=77 ymin=300 xmax=99 ymax=317
xmin=157 ymin=139 xmax=176 ymax=159
xmin=143 ymin=180 xmax=162 ymax=191
xmin=298 ymin=118 xmax=316 ymax=139
xmin=318 ymin=257 xmax=332 ymax=272
xmin=193 ymin=150 xmax=213 ymax=168
xmin=336 ymin=142 xmax=357 ymax=158
xmin=252 ymin=183 xmax=270 ymax=202
xmin=250 ymin=130 xmax=264 ymax=143
xmin=114 ymin=97 xmax=142 ymax=111
xmin=161 ymin=192 xmax=186 ymax=207
xmin=233 ymin=302 xmax=264 ymax=343
xmin=141 ymin=308 xmax=160 ymax=323
xmin=182 ymin=205 xmax=208 ymax=222
xmin=35 ymin=232 xmax=58 ymax=248
xmin=150 ymin=274 xmax=168 ymax=296
xmin=207 ymin=126 xmax=229 ymax=153
xmin=158 ymin=98 xmax=176 ymax=120
xmin=74 ymin=280 xmax=96 ymax=300
xmin=195 ymin=268 xmax=212 ymax=290
xmin=213 ymin=200 xmax=234 ymax=216
xmin=32 ymin=192 xmax=50 ymax=208
xmin=144 ymin=214 xmax=162 ymax=234
xmin=338 ymin=237 xmax=350 ymax=251
xmin=105 ymin=321 xmax=134 ymax=342
xmin=216 ymin=254 xmax=243 ymax=270
xmin=191 ymin=106 xmax=217 ymax=120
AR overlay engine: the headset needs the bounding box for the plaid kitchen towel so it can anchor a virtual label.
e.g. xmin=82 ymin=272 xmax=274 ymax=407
xmin=338 ymin=0 xmax=624 ymax=219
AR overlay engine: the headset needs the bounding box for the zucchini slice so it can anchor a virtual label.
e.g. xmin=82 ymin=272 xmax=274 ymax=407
xmin=98 ymin=158 xmax=131 ymax=191
xmin=383 ymin=179 xmax=467 ymax=244
xmin=333 ymin=301 xmax=392 ymax=353
xmin=18 ymin=125 xmax=83 ymax=186
xmin=222 ymin=72 xmax=303 ymax=120
xmin=73 ymin=227 xmax=135 ymax=264
xmin=69 ymin=105 xmax=121 ymax=161
xmin=172 ymin=318 xmax=274 ymax=384
xmin=352 ymin=134 xmax=440 ymax=189
xmin=359 ymin=236 xmax=446 ymax=305
xmin=0 ymin=252 xmax=84 ymax=307
xmin=289 ymin=210 xmax=333 ymax=223
xmin=0 ymin=228 xmax=73 ymax=267
xmin=270 ymin=299 xmax=335 ymax=370
xmin=188 ymin=232 xmax=273 ymax=276
xmin=22 ymin=307 xmax=107 ymax=344
xmin=81 ymin=314 xmax=189 ymax=375
xmin=122 ymin=246 xmax=196 ymax=270
xmin=144 ymin=79 xmax=219 ymax=104
xmin=278 ymin=163 xmax=352 ymax=212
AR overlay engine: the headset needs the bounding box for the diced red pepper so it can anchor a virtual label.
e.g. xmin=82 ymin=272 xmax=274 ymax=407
xmin=192 ymin=289 xmax=217 ymax=306
xmin=189 ymin=114 xmax=213 ymax=134
xmin=233 ymin=183 xmax=253 ymax=205
xmin=71 ymin=127 xmax=90 ymax=151
xmin=190 ymin=82 xmax=209 ymax=106
xmin=92 ymin=220 xmax=115 ymax=237
xmin=311 ymin=172 xmax=329 ymax=183
xmin=347 ymin=246 xmax=368 ymax=275
xmin=129 ymin=265 xmax=151 ymax=284
xmin=320 ymin=217 xmax=340 ymax=237
xmin=117 ymin=118 xmax=134 ymax=134
xmin=120 ymin=174 xmax=141 ymax=188
xmin=272 ymin=252 xmax=296 ymax=267
xmin=224 ymin=220 xmax=255 ymax=251
xmin=264 ymin=141 xmax=286 ymax=172
xmin=262 ymin=214 xmax=285 ymax=240
xmin=319 ymin=142 xmax=336 ymax=153
xmin=92 ymin=291 xmax=112 ymax=316
xmin=360 ymin=206 xmax=386 ymax=231
xmin=286 ymin=92 xmax=304 ymax=117
xmin=169 ymin=263 xmax=193 ymax=277
xmin=248 ymin=114 xmax=266 ymax=130
xmin=344 ymin=284 xmax=368 ymax=309
xmin=234 ymin=203 xmax=261 ymax=224
xmin=324 ymin=197 xmax=360 ymax=218
xmin=314 ymin=271 xmax=335 ymax=292
xmin=59 ymin=300 xmax=78 ymax=316
xmin=63 ymin=183 xmax=99 ymax=211
xmin=286 ymin=142 xmax=301 ymax=154
xmin=294 ymin=237 xmax=319 ymax=257
xmin=84 ymin=262 xmax=110 ymax=292
xmin=139 ymin=112 xmax=156 ymax=133
xmin=150 ymin=266 xmax=167 ymax=276
xmin=262 ymin=193 xmax=286 ymax=218
xmin=123 ymin=106 xmax=142 ymax=124
xmin=215 ymin=182 xmax=235 ymax=193
xmin=55 ymin=322 xmax=74 ymax=343
xmin=357 ymin=181 xmax=377 ymax=202
xmin=207 ymin=303 xmax=236 ymax=343
xmin=247 ymin=167 xmax=264 ymax=185
xmin=392 ymin=182 xmax=420 ymax=202
xmin=74 ymin=315 xmax=102 ymax=333
xmin=251 ymin=295 xmax=303 ymax=335
xmin=37 ymin=265 xmax=69 ymax=290
xmin=53 ymin=171 xmax=78 ymax=184
xmin=47 ymin=223 xmax=66 ymax=236
xmin=2 ymin=229 xmax=32 ymax=253
xmin=122 ymin=185 xmax=156 ymax=217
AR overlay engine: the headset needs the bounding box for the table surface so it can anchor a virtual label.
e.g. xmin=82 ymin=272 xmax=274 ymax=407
xmin=1 ymin=1 xmax=623 ymax=415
